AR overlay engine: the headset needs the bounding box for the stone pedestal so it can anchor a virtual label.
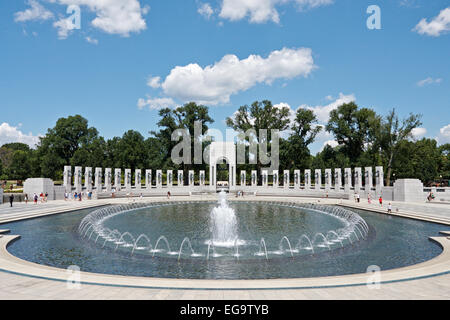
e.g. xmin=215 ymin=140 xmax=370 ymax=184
xmin=283 ymin=170 xmax=289 ymax=189
xmin=294 ymin=170 xmax=300 ymax=189
xmin=354 ymin=167 xmax=362 ymax=194
xmin=344 ymin=168 xmax=352 ymax=192
xmin=365 ymin=167 xmax=373 ymax=193
xmin=74 ymin=166 xmax=82 ymax=193
xmin=24 ymin=178 xmax=55 ymax=200
xmin=105 ymin=168 xmax=112 ymax=192
xmin=146 ymin=170 xmax=152 ymax=189
xmin=135 ymin=169 xmax=142 ymax=190
xmin=167 ymin=170 xmax=173 ymax=187
xmin=273 ymin=170 xmax=279 ymax=188
xmin=199 ymin=170 xmax=205 ymax=186
xmin=262 ymin=170 xmax=268 ymax=188
xmin=375 ymin=166 xmax=384 ymax=194
xmin=63 ymin=166 xmax=72 ymax=193
xmin=251 ymin=171 xmax=257 ymax=187
xmin=188 ymin=170 xmax=195 ymax=187
xmin=94 ymin=168 xmax=102 ymax=192
xmin=114 ymin=169 xmax=121 ymax=191
xmin=393 ymin=179 xmax=425 ymax=202
xmin=325 ymin=169 xmax=332 ymax=191
xmin=305 ymin=169 xmax=311 ymax=189
xmin=156 ymin=170 xmax=163 ymax=188
xmin=240 ymin=171 xmax=246 ymax=186
xmin=315 ymin=169 xmax=321 ymax=190
xmin=177 ymin=170 xmax=183 ymax=187
xmin=84 ymin=167 xmax=93 ymax=192
xmin=334 ymin=168 xmax=342 ymax=191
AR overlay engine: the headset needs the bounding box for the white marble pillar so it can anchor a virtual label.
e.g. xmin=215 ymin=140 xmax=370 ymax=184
xmin=344 ymin=168 xmax=352 ymax=192
xmin=94 ymin=167 xmax=102 ymax=192
xmin=145 ymin=170 xmax=152 ymax=189
xmin=63 ymin=166 xmax=72 ymax=193
xmin=74 ymin=166 xmax=82 ymax=193
xmin=284 ymin=170 xmax=290 ymax=189
xmin=251 ymin=170 xmax=257 ymax=187
xmin=167 ymin=170 xmax=173 ymax=187
xmin=325 ymin=169 xmax=332 ymax=191
xmin=354 ymin=167 xmax=362 ymax=193
xmin=156 ymin=170 xmax=163 ymax=188
xmin=114 ymin=169 xmax=122 ymax=191
xmin=262 ymin=170 xmax=268 ymax=188
xmin=305 ymin=169 xmax=311 ymax=189
xmin=294 ymin=170 xmax=300 ymax=189
xmin=240 ymin=171 xmax=246 ymax=186
xmin=105 ymin=168 xmax=112 ymax=192
xmin=188 ymin=170 xmax=195 ymax=187
xmin=315 ymin=169 xmax=322 ymax=191
xmin=177 ymin=170 xmax=183 ymax=187
xmin=365 ymin=167 xmax=373 ymax=193
xmin=272 ymin=170 xmax=279 ymax=188
xmin=199 ymin=170 xmax=205 ymax=186
xmin=84 ymin=167 xmax=93 ymax=192
xmin=135 ymin=169 xmax=142 ymax=191
xmin=375 ymin=166 xmax=384 ymax=193
xmin=334 ymin=168 xmax=342 ymax=191
xmin=124 ymin=169 xmax=132 ymax=191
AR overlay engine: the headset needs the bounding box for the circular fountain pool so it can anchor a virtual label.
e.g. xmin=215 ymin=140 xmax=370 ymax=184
xmin=3 ymin=195 xmax=445 ymax=280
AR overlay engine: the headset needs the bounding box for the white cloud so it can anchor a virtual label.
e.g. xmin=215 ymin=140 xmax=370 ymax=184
xmin=0 ymin=123 xmax=41 ymax=148
xmin=137 ymin=97 xmax=177 ymax=110
xmin=53 ymin=17 xmax=77 ymax=39
xmin=411 ymin=127 xmax=427 ymax=139
xmin=14 ymin=0 xmax=54 ymax=22
xmin=218 ymin=0 xmax=333 ymax=23
xmin=198 ymin=3 xmax=214 ymax=20
xmin=159 ymin=47 xmax=315 ymax=105
xmin=147 ymin=76 xmax=161 ymax=89
xmin=85 ymin=36 xmax=98 ymax=44
xmin=417 ymin=77 xmax=443 ymax=87
xmin=303 ymin=93 xmax=356 ymax=123
xmin=323 ymin=139 xmax=338 ymax=149
xmin=413 ymin=7 xmax=450 ymax=37
xmin=438 ymin=124 xmax=450 ymax=144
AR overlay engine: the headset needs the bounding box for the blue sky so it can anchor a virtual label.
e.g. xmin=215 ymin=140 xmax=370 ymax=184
xmin=0 ymin=0 xmax=449 ymax=154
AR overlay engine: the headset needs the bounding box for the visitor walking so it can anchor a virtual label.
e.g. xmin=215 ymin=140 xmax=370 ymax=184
xmin=356 ymin=193 xmax=360 ymax=203
xmin=9 ymin=194 xmax=14 ymax=207
xmin=33 ymin=193 xmax=38 ymax=204
xmin=379 ymin=196 xmax=383 ymax=207
xmin=387 ymin=203 xmax=392 ymax=214
xmin=64 ymin=192 xmax=68 ymax=201
xmin=24 ymin=194 xmax=28 ymax=204
xmin=167 ymin=191 xmax=171 ymax=199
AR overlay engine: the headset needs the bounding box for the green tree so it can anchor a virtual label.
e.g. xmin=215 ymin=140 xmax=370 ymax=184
xmin=379 ymin=108 xmax=422 ymax=186
xmin=7 ymin=150 xmax=32 ymax=180
xmin=326 ymin=102 xmax=381 ymax=164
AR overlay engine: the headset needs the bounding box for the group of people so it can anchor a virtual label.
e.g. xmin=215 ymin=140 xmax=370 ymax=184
xmin=354 ymin=193 xmax=393 ymax=214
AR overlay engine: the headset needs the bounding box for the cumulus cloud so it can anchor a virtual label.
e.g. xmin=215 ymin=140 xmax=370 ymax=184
xmin=411 ymin=127 xmax=427 ymax=139
xmin=417 ymin=77 xmax=443 ymax=87
xmin=438 ymin=124 xmax=450 ymax=144
xmin=218 ymin=0 xmax=333 ymax=23
xmin=147 ymin=76 xmax=161 ymax=89
xmin=14 ymin=0 xmax=54 ymax=22
xmin=0 ymin=123 xmax=41 ymax=148
xmin=137 ymin=97 xmax=177 ymax=110
xmin=413 ymin=7 xmax=450 ymax=37
xmin=198 ymin=3 xmax=214 ymax=20
xmin=302 ymin=93 xmax=356 ymax=123
xmin=158 ymin=47 xmax=315 ymax=105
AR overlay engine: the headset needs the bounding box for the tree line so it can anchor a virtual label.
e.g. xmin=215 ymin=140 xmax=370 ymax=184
xmin=0 ymin=101 xmax=448 ymax=186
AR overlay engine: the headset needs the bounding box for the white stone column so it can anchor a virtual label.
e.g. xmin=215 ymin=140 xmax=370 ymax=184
xmin=74 ymin=166 xmax=82 ymax=193
xmin=135 ymin=169 xmax=142 ymax=191
xmin=94 ymin=167 xmax=102 ymax=192
xmin=84 ymin=167 xmax=93 ymax=192
xmin=114 ymin=169 xmax=121 ymax=191
xmin=124 ymin=169 xmax=132 ymax=191
xmin=334 ymin=168 xmax=342 ymax=191
xmin=262 ymin=170 xmax=268 ymax=188
xmin=156 ymin=170 xmax=163 ymax=188
xmin=177 ymin=170 xmax=183 ymax=187
xmin=344 ymin=168 xmax=352 ymax=192
xmin=240 ymin=171 xmax=246 ymax=186
xmin=251 ymin=170 xmax=257 ymax=187
xmin=105 ymin=168 xmax=112 ymax=192
xmin=167 ymin=170 xmax=173 ymax=187
xmin=283 ymin=170 xmax=290 ymax=189
xmin=305 ymin=169 xmax=311 ymax=189
xmin=199 ymin=170 xmax=205 ymax=186
xmin=315 ymin=169 xmax=322 ymax=191
xmin=325 ymin=169 xmax=332 ymax=191
xmin=375 ymin=166 xmax=384 ymax=193
xmin=273 ymin=170 xmax=279 ymax=188
xmin=188 ymin=170 xmax=195 ymax=187
xmin=354 ymin=167 xmax=362 ymax=193
xmin=145 ymin=170 xmax=152 ymax=189
xmin=365 ymin=167 xmax=373 ymax=193
xmin=63 ymin=166 xmax=72 ymax=193
xmin=294 ymin=170 xmax=300 ymax=189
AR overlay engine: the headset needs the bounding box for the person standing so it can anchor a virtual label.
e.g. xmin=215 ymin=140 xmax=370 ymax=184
xmin=387 ymin=203 xmax=392 ymax=214
xmin=379 ymin=196 xmax=383 ymax=207
xmin=24 ymin=194 xmax=28 ymax=204
xmin=9 ymin=194 xmax=14 ymax=207
xmin=33 ymin=193 xmax=38 ymax=204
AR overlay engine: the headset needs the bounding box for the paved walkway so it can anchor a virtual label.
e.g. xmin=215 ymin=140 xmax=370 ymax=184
xmin=0 ymin=195 xmax=450 ymax=300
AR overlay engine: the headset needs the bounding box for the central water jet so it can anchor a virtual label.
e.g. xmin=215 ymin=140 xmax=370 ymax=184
xmin=209 ymin=191 xmax=239 ymax=247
